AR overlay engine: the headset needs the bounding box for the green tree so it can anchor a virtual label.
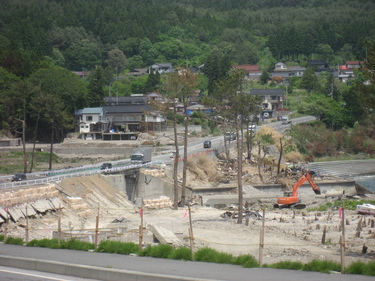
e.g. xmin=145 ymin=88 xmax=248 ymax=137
xmin=204 ymin=52 xmax=231 ymax=95
xmin=259 ymin=70 xmax=270 ymax=85
xmin=298 ymin=94 xmax=345 ymax=130
xmin=144 ymin=70 xmax=160 ymax=93
xmin=215 ymin=68 xmax=249 ymax=224
xmin=88 ymin=67 xmax=108 ymax=106
xmin=106 ymin=48 xmax=129 ymax=77
xmin=355 ymin=40 xmax=375 ymax=110
xmin=166 ymin=70 xmax=198 ymax=208
xmin=300 ymin=67 xmax=320 ymax=92
xmin=139 ymin=38 xmax=159 ymax=67
xmin=65 ymin=39 xmax=102 ymax=70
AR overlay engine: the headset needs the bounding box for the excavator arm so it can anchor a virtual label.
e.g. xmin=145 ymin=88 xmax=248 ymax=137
xmin=275 ymin=171 xmax=321 ymax=209
xmin=291 ymin=171 xmax=321 ymax=197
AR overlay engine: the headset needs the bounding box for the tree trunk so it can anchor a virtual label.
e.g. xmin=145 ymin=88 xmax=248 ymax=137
xmin=29 ymin=111 xmax=40 ymax=173
xmin=49 ymin=126 xmax=54 ymax=170
xmin=257 ymin=141 xmax=263 ymax=182
xmin=277 ymin=138 xmax=283 ymax=175
xmin=181 ymin=105 xmax=188 ymax=207
xmin=237 ymin=118 xmax=243 ymax=224
xmin=21 ymin=119 xmax=27 ymax=173
xmin=173 ymin=104 xmax=179 ymax=210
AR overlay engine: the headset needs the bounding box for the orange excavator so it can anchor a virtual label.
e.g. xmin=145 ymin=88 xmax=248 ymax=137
xmin=274 ymin=171 xmax=321 ymax=209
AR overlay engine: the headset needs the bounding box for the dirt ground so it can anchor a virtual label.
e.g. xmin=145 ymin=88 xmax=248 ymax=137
xmin=1 ymin=129 xmax=375 ymax=267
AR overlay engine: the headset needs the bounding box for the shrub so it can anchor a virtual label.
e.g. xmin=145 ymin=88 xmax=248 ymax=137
xmin=303 ymin=259 xmax=340 ymax=273
xmin=233 ymin=254 xmax=259 ymax=268
xmin=346 ymin=261 xmax=375 ymax=276
xmin=96 ymin=240 xmax=139 ymax=255
xmin=5 ymin=237 xmax=24 ymax=245
xmin=346 ymin=261 xmax=366 ymax=275
xmin=168 ymin=247 xmax=192 ymax=261
xmin=194 ymin=247 xmax=234 ymax=264
xmin=140 ymin=244 xmax=174 ymax=258
xmin=26 ymin=238 xmax=61 ymax=248
xmin=61 ymin=239 xmax=94 ymax=251
xmin=0 ymin=234 xmax=4 ymax=242
xmin=264 ymin=260 xmax=303 ymax=270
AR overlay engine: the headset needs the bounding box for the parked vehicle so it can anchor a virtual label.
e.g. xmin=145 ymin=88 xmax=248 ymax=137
xmin=225 ymin=132 xmax=236 ymax=141
xmin=100 ymin=163 xmax=112 ymax=170
xmin=131 ymin=147 xmax=152 ymax=164
xmin=12 ymin=173 xmax=26 ymax=182
xmin=203 ymin=140 xmax=211 ymax=148
xmin=248 ymin=124 xmax=256 ymax=134
xmin=281 ymin=116 xmax=292 ymax=125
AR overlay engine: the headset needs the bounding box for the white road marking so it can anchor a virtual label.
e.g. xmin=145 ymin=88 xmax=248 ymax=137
xmin=0 ymin=268 xmax=79 ymax=281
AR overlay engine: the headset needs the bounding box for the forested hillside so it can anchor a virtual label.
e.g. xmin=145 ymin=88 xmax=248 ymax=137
xmin=0 ymin=0 xmax=374 ymax=74
xmin=0 ymin=0 xmax=374 ymax=156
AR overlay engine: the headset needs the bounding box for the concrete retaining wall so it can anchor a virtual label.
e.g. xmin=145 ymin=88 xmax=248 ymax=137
xmin=0 ymin=255 xmax=201 ymax=281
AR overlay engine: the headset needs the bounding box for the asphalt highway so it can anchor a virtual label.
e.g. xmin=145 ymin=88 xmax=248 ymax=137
xmin=0 ymin=244 xmax=373 ymax=281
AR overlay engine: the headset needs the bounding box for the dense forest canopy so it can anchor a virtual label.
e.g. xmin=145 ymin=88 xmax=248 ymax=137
xmin=0 ymin=0 xmax=374 ymax=74
xmin=0 ymin=0 xmax=374 ymax=149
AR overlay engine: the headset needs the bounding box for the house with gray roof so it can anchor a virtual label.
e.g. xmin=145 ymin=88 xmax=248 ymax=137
xmin=246 ymin=89 xmax=285 ymax=118
xmin=150 ymin=63 xmax=174 ymax=74
xmin=75 ymin=108 xmax=106 ymax=137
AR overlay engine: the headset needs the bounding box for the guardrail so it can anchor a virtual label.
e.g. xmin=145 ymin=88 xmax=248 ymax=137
xmin=0 ymin=160 xmax=163 ymax=189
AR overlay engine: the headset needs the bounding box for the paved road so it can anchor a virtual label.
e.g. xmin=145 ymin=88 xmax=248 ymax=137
xmin=307 ymin=159 xmax=375 ymax=179
xmin=0 ymin=244 xmax=373 ymax=281
xmin=0 ymin=265 xmax=97 ymax=281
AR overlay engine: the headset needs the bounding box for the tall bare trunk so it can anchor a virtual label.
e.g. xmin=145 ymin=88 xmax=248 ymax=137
xmin=29 ymin=111 xmax=40 ymax=173
xmin=49 ymin=126 xmax=54 ymax=170
xmin=173 ymin=104 xmax=179 ymax=210
xmin=21 ymin=120 xmax=27 ymax=173
xmin=237 ymin=118 xmax=243 ymax=224
xmin=257 ymin=141 xmax=263 ymax=182
xmin=277 ymin=138 xmax=283 ymax=175
xmin=181 ymin=107 xmax=188 ymax=207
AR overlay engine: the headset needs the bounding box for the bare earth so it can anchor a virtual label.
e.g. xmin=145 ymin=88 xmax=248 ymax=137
xmin=2 ymin=130 xmax=375 ymax=267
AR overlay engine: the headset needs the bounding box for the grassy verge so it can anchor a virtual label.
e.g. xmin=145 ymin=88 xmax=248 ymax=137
xmin=2 ymin=236 xmax=374 ymax=276
xmin=308 ymin=199 xmax=375 ymax=212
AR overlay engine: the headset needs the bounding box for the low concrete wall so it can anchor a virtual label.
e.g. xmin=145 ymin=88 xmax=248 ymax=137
xmin=0 ymin=255 xmax=201 ymax=281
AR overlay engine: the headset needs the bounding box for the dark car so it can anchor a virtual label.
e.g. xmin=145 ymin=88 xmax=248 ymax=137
xmin=203 ymin=140 xmax=211 ymax=148
xmin=100 ymin=163 xmax=112 ymax=170
xmin=12 ymin=173 xmax=26 ymax=182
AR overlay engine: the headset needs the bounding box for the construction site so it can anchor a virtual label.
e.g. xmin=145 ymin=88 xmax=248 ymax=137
xmin=0 ymin=127 xmax=374 ymax=267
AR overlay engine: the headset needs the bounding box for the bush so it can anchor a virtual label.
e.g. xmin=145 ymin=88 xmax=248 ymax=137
xmin=61 ymin=239 xmax=94 ymax=251
xmin=140 ymin=244 xmax=174 ymax=258
xmin=264 ymin=260 xmax=303 ymax=270
xmin=194 ymin=247 xmax=234 ymax=264
xmin=26 ymin=238 xmax=61 ymax=248
xmin=96 ymin=240 xmax=139 ymax=255
xmin=233 ymin=254 xmax=259 ymax=268
xmin=5 ymin=237 xmax=24 ymax=245
xmin=303 ymin=259 xmax=341 ymax=273
xmin=0 ymin=234 xmax=4 ymax=242
xmin=168 ymin=247 xmax=192 ymax=261
xmin=346 ymin=261 xmax=375 ymax=276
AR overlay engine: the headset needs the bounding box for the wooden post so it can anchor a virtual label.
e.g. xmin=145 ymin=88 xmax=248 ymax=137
xmin=139 ymin=207 xmax=143 ymax=252
xmin=340 ymin=201 xmax=345 ymax=274
xmin=25 ymin=204 xmax=29 ymax=243
xmin=321 ymin=225 xmax=326 ymax=244
xmin=58 ymin=216 xmax=61 ymax=245
xmin=188 ymin=204 xmax=194 ymax=259
xmin=94 ymin=203 xmax=100 ymax=249
xmin=4 ymin=209 xmax=9 ymax=242
xmin=259 ymin=208 xmax=265 ymax=267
